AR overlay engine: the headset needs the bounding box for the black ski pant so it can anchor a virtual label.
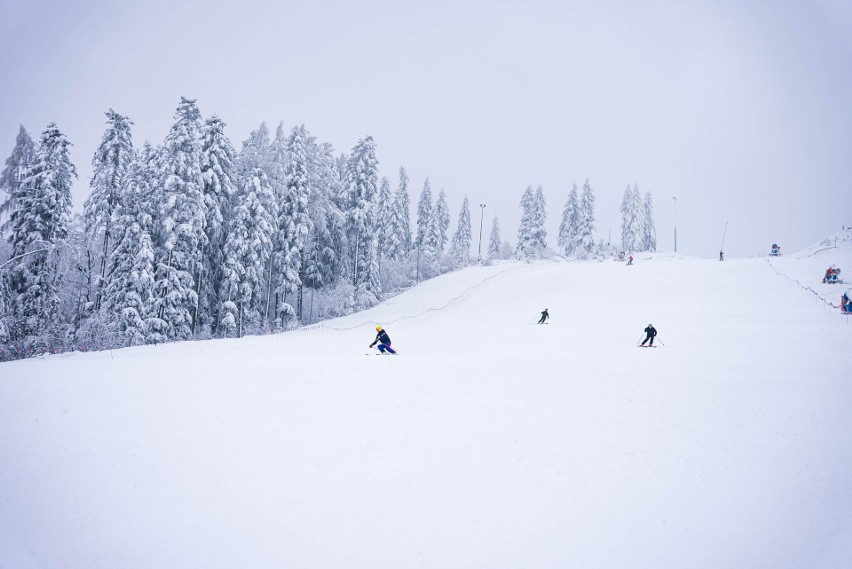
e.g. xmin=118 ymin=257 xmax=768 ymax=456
xmin=641 ymin=334 xmax=655 ymax=346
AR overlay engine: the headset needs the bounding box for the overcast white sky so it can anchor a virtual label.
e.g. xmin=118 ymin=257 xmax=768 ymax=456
xmin=2 ymin=0 xmax=851 ymax=258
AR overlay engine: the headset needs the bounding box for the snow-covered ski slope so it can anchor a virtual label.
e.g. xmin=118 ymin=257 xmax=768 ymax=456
xmin=2 ymin=244 xmax=852 ymax=569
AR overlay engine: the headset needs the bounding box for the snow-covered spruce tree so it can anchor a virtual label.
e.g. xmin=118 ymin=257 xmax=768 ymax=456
xmin=0 ymin=125 xmax=36 ymax=236
xmin=305 ymin=140 xmax=343 ymax=290
xmin=376 ymin=176 xmax=393 ymax=262
xmin=515 ymin=186 xmax=535 ymax=259
xmin=344 ymin=136 xmax=381 ymax=298
xmin=101 ymin=145 xmax=156 ymax=346
xmin=529 ymin=185 xmax=548 ymax=257
xmin=238 ymin=122 xmax=271 ymax=177
xmin=7 ymin=123 xmax=76 ymax=343
xmin=620 ymin=184 xmax=644 ymax=253
xmin=558 ymin=183 xmax=580 ymax=256
xmin=642 ymin=191 xmax=657 ymax=252
xmin=151 ymin=97 xmax=206 ymax=340
xmin=487 ymin=216 xmax=502 ymax=260
xmin=84 ymin=109 xmax=134 ymax=311
xmin=199 ymin=116 xmax=237 ymax=334
xmin=433 ymin=189 xmax=450 ymax=256
xmin=220 ymin=167 xmax=277 ymax=337
xmin=273 ymin=125 xmax=312 ymax=325
xmin=415 ymin=178 xmax=433 ymax=252
xmin=575 ymin=179 xmax=597 ymax=258
xmin=449 ymin=196 xmax=472 ymax=263
xmin=394 ymin=167 xmax=412 ymax=254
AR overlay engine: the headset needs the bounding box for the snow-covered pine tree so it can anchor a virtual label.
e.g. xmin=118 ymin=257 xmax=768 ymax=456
xmin=305 ymin=140 xmax=343 ymax=290
xmin=487 ymin=216 xmax=502 ymax=260
xmin=576 ymin=179 xmax=597 ymax=258
xmin=528 ymin=185 xmax=548 ymax=257
xmin=84 ymin=109 xmax=134 ymax=311
xmin=151 ymin=97 xmax=206 ymax=340
xmin=394 ymin=167 xmax=412 ymax=253
xmin=642 ymin=191 xmax=657 ymax=252
xmin=101 ymin=145 xmax=156 ymax=346
xmin=515 ymin=186 xmax=535 ymax=259
xmin=558 ymin=183 xmax=580 ymax=256
xmin=273 ymin=125 xmax=312 ymax=324
xmin=433 ymin=189 xmax=450 ymax=255
xmin=449 ymin=196 xmax=472 ymax=262
xmin=220 ymin=167 xmax=277 ymax=337
xmin=620 ymin=184 xmax=643 ymax=253
xmin=199 ymin=115 xmax=237 ymax=333
xmin=376 ymin=176 xmax=393 ymax=261
xmin=7 ymin=123 xmax=76 ymax=341
xmin=344 ymin=136 xmax=380 ymax=296
xmin=415 ymin=178 xmax=433 ymax=255
xmin=238 ymin=122 xmax=271 ymax=177
xmin=0 ymin=125 xmax=36 ymax=236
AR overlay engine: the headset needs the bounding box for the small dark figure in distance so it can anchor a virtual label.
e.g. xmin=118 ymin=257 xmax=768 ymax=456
xmin=369 ymin=325 xmax=397 ymax=354
xmin=538 ymin=308 xmax=549 ymax=324
xmin=719 ymin=251 xmax=724 ymax=261
xmin=627 ymin=255 xmax=634 ymax=265
xmin=640 ymin=323 xmax=657 ymax=346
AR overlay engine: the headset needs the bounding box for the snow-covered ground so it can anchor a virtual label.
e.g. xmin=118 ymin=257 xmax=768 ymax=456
xmin=2 ymin=241 xmax=852 ymax=569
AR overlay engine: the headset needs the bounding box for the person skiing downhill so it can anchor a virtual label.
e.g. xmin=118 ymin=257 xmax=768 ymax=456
xmin=538 ymin=308 xmax=549 ymax=324
xmin=369 ymin=325 xmax=397 ymax=354
xmin=627 ymin=255 xmax=633 ymax=266
xmin=640 ymin=323 xmax=657 ymax=347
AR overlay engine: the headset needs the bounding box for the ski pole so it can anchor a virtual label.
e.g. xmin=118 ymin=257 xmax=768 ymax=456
xmin=656 ymin=337 xmax=665 ymax=346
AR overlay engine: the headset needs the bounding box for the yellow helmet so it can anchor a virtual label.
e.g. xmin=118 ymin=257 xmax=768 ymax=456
xmin=375 ymin=325 xmax=382 ymax=331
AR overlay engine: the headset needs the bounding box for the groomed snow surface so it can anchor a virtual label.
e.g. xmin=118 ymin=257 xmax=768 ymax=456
xmin=2 ymin=245 xmax=852 ymax=569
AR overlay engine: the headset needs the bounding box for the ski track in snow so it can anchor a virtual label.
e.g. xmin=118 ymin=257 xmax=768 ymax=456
xmin=1 ymin=248 xmax=852 ymax=569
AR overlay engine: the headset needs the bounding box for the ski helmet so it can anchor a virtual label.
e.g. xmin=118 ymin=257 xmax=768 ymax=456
xmin=375 ymin=325 xmax=382 ymax=331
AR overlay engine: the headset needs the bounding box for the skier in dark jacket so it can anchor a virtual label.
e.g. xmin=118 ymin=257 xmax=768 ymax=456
xmin=538 ymin=308 xmax=549 ymax=324
xmin=640 ymin=323 xmax=657 ymax=346
xmin=369 ymin=325 xmax=397 ymax=354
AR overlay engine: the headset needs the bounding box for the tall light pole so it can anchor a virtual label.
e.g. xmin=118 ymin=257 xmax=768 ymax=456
xmin=478 ymin=203 xmax=486 ymax=259
xmin=673 ymin=196 xmax=678 ymax=253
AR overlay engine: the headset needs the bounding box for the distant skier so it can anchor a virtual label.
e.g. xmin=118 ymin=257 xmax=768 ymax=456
xmin=640 ymin=323 xmax=657 ymax=347
xmin=369 ymin=325 xmax=397 ymax=354
xmin=627 ymin=255 xmax=633 ymax=265
xmin=538 ymin=308 xmax=549 ymax=324
xmin=719 ymin=251 xmax=724 ymax=261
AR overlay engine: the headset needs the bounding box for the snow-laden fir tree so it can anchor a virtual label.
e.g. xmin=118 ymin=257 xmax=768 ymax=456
xmin=449 ymin=196 xmax=472 ymax=262
xmin=84 ymin=109 xmax=134 ymax=311
xmin=530 ymin=185 xmax=548 ymax=256
xmin=433 ymin=189 xmax=450 ymax=255
xmin=220 ymin=167 xmax=277 ymax=337
xmin=558 ymin=183 xmax=580 ymax=256
xmin=415 ymin=178 xmax=433 ymax=255
xmin=517 ymin=185 xmax=547 ymax=259
xmin=238 ymin=122 xmax=271 ymax=177
xmin=487 ymin=216 xmax=502 ymax=260
xmin=376 ymin=176 xmax=393 ymax=261
xmin=642 ymin=191 xmax=656 ymax=251
xmin=575 ymin=179 xmax=597 ymax=257
xmin=344 ymin=136 xmax=380 ymax=295
xmin=516 ymin=186 xmax=535 ymax=259
xmin=151 ymin=97 xmax=206 ymax=339
xmin=393 ymin=167 xmax=412 ymax=253
xmin=0 ymin=125 xmax=36 ymax=236
xmin=304 ymin=140 xmax=343 ymax=289
xmin=101 ymin=143 xmax=156 ymax=346
xmin=7 ymin=123 xmax=76 ymax=341
xmin=199 ymin=115 xmax=237 ymax=333
xmin=620 ymin=184 xmax=644 ymax=253
xmin=274 ymin=125 xmax=313 ymax=324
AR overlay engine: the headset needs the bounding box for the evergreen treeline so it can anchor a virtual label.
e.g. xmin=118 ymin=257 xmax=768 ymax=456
xmin=0 ymin=99 xmax=478 ymax=360
xmin=0 ymin=98 xmax=657 ymax=361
